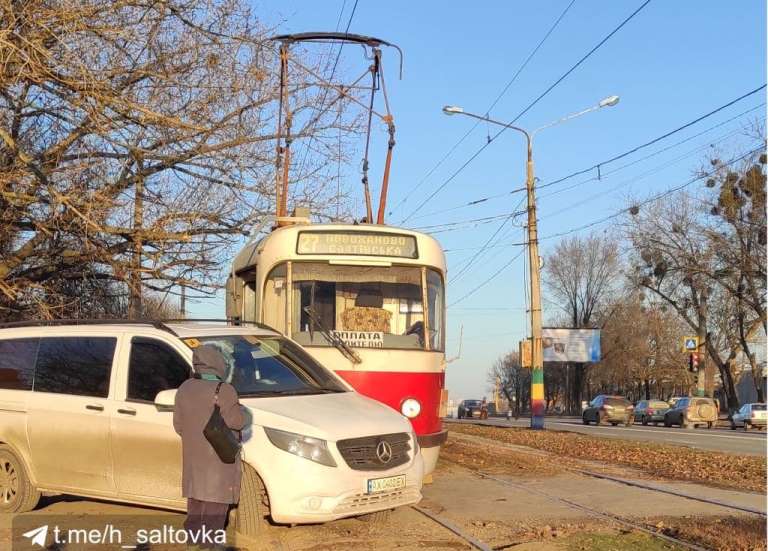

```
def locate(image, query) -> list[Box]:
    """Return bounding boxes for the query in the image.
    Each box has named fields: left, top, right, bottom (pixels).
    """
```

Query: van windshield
left=196, top=336, right=347, bottom=397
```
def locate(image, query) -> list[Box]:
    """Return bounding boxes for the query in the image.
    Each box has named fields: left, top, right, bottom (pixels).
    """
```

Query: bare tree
left=544, top=232, right=621, bottom=412
left=595, top=297, right=690, bottom=400
left=0, top=0, right=360, bottom=320
left=488, top=351, right=530, bottom=418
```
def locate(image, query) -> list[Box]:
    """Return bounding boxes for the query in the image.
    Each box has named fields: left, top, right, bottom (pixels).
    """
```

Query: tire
left=730, top=421, right=737, bottom=430
left=641, top=416, right=648, bottom=426
left=664, top=416, right=672, bottom=428
left=582, top=415, right=589, bottom=425
left=0, top=445, right=40, bottom=513
left=235, top=463, right=268, bottom=539
left=357, top=509, right=393, bottom=523
left=744, top=422, right=750, bottom=432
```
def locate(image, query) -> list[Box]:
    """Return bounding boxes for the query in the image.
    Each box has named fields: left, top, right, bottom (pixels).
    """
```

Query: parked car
left=668, top=396, right=687, bottom=409
left=457, top=399, right=483, bottom=419
left=0, top=321, right=423, bottom=533
left=664, top=396, right=718, bottom=429
left=730, top=403, right=767, bottom=431
left=633, top=399, right=671, bottom=425
left=582, top=395, right=634, bottom=426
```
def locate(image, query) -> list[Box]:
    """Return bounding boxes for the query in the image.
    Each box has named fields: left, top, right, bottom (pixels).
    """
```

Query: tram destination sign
left=297, top=231, right=418, bottom=259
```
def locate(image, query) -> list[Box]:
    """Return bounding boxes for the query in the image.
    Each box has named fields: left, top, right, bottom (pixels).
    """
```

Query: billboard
left=542, top=328, right=601, bottom=363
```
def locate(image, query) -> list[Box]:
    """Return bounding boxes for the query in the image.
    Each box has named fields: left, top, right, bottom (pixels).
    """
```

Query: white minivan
left=0, top=320, right=423, bottom=534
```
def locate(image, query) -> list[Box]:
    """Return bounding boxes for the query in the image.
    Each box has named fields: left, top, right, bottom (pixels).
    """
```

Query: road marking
left=548, top=421, right=764, bottom=441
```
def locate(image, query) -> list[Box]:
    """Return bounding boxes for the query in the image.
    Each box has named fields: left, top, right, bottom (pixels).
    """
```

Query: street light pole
left=442, top=96, right=619, bottom=430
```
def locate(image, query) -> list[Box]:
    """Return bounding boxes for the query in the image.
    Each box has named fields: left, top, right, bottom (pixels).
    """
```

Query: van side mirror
left=154, top=389, right=177, bottom=411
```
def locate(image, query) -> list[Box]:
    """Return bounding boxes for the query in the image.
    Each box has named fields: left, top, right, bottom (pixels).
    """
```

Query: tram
left=226, top=220, right=448, bottom=474
left=225, top=32, right=448, bottom=474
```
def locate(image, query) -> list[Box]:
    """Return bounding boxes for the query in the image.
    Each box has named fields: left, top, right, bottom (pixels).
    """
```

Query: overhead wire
left=417, top=99, right=764, bottom=219
left=535, top=84, right=766, bottom=192
left=447, top=146, right=762, bottom=305
left=538, top=128, right=762, bottom=220
left=293, top=0, right=360, bottom=184
left=388, top=0, right=578, bottom=219
left=401, top=0, right=653, bottom=224
left=536, top=145, right=764, bottom=242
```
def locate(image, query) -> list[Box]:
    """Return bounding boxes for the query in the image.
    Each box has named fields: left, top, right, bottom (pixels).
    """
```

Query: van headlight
left=264, top=427, right=336, bottom=467
left=401, top=398, right=421, bottom=418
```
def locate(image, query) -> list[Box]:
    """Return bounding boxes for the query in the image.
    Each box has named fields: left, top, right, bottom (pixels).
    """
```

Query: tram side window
left=263, top=264, right=287, bottom=333
left=427, top=269, right=445, bottom=352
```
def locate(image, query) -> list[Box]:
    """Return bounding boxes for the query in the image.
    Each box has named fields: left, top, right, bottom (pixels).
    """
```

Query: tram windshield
left=263, top=263, right=444, bottom=351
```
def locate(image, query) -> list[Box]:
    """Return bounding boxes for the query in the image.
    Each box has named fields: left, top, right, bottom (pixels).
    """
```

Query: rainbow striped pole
left=526, top=152, right=545, bottom=430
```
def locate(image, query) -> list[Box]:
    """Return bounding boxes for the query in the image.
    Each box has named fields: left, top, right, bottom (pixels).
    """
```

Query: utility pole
left=441, top=95, right=620, bottom=431
left=525, top=140, right=545, bottom=430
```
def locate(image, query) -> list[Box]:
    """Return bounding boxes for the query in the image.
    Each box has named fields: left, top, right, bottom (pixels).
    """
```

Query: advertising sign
left=542, top=328, right=601, bottom=363
left=297, top=231, right=418, bottom=258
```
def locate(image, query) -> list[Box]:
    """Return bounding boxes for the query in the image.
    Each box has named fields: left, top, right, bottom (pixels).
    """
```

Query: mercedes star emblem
left=376, top=441, right=393, bottom=463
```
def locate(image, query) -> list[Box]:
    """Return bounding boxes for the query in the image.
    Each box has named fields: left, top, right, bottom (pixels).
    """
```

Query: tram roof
left=232, top=223, right=446, bottom=274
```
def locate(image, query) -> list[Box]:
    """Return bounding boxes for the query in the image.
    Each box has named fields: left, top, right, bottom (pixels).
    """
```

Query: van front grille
left=336, top=432, right=411, bottom=471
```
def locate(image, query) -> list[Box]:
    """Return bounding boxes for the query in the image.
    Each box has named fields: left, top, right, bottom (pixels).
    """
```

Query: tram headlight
left=264, top=427, right=337, bottom=467
left=401, top=398, right=421, bottom=419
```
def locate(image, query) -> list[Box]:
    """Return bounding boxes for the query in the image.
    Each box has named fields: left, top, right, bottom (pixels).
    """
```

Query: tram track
left=422, top=427, right=765, bottom=550
left=447, top=421, right=766, bottom=516
left=418, top=458, right=717, bottom=551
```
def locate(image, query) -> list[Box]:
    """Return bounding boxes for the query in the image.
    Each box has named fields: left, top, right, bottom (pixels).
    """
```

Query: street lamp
left=442, top=96, right=620, bottom=430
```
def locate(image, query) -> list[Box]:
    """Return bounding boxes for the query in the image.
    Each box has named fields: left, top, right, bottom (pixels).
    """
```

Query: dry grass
left=448, top=424, right=766, bottom=493
left=649, top=515, right=767, bottom=551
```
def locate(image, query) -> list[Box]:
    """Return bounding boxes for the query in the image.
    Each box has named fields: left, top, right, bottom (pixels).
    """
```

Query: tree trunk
left=129, top=162, right=143, bottom=319
left=571, top=362, right=585, bottom=415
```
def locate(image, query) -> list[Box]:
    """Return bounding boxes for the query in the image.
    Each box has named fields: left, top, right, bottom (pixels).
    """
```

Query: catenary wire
left=420, top=100, right=764, bottom=218
left=401, top=0, right=653, bottom=223
left=448, top=146, right=762, bottom=303
left=387, top=0, right=578, bottom=218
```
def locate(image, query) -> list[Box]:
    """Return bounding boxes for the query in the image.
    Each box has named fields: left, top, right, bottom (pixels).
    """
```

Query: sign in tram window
left=331, top=331, right=384, bottom=348
left=297, top=231, right=418, bottom=259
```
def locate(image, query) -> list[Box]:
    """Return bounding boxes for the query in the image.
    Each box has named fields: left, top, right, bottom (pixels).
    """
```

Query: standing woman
left=174, top=345, right=246, bottom=546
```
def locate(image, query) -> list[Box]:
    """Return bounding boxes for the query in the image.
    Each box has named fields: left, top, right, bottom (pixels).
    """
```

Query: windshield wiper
left=303, top=306, right=362, bottom=364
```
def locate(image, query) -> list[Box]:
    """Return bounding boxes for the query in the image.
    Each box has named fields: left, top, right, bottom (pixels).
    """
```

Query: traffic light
left=688, top=352, right=700, bottom=372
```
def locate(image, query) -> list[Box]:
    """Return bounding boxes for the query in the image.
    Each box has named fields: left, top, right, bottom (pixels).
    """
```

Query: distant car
left=731, top=403, right=767, bottom=431
left=664, top=397, right=718, bottom=429
left=582, top=395, right=634, bottom=426
left=633, top=399, right=671, bottom=425
left=668, top=396, right=687, bottom=409
left=458, top=399, right=483, bottom=419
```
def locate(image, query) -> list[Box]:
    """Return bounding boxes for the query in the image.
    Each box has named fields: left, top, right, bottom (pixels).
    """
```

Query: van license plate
left=367, top=474, right=405, bottom=494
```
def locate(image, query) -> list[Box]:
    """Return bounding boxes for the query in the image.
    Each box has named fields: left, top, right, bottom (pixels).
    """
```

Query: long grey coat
left=173, top=345, right=246, bottom=504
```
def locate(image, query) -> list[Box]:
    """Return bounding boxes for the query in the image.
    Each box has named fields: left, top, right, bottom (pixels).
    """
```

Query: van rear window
left=0, top=339, right=38, bottom=391
left=34, top=337, right=115, bottom=398
left=752, top=404, right=766, bottom=411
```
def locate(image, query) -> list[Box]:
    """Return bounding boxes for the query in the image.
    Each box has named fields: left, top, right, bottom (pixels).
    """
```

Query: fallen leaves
left=447, top=424, right=766, bottom=493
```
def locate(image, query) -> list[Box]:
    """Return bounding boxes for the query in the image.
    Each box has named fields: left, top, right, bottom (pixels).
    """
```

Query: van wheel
left=0, top=445, right=40, bottom=513
left=357, top=509, right=393, bottom=523
left=235, top=463, right=268, bottom=539
left=582, top=415, right=589, bottom=425
left=641, top=416, right=648, bottom=426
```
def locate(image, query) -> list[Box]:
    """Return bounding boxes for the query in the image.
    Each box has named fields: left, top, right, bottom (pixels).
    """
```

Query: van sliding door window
left=34, top=337, right=116, bottom=398
left=127, top=338, right=190, bottom=402
left=0, top=339, right=38, bottom=390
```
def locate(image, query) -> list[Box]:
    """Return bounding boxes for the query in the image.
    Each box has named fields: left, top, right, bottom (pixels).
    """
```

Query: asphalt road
left=448, top=417, right=767, bottom=456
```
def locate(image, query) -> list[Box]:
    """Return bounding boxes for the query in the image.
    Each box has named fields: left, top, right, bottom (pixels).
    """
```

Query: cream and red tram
left=226, top=223, right=448, bottom=474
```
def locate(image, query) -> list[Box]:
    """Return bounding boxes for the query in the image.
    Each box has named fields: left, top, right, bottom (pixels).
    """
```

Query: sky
left=190, top=0, right=767, bottom=402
